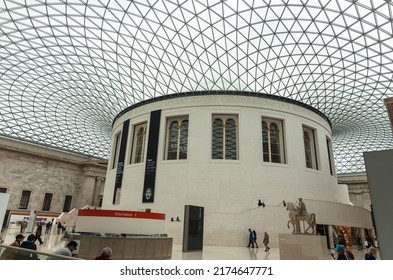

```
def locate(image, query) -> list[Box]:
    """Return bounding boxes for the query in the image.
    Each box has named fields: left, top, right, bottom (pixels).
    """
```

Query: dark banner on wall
left=142, top=110, right=161, bottom=203
left=112, top=119, right=130, bottom=204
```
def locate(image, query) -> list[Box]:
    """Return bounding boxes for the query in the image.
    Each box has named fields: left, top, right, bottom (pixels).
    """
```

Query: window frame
left=211, top=114, right=239, bottom=160
left=18, top=190, right=32, bottom=210
left=165, top=115, right=189, bottom=160
left=130, top=122, right=147, bottom=164
left=63, top=195, right=73, bottom=212
left=42, top=192, right=53, bottom=211
left=303, top=126, right=319, bottom=170
left=262, top=117, right=285, bottom=164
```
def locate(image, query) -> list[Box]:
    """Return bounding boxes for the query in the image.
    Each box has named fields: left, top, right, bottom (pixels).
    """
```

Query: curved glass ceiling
left=1, top=0, right=393, bottom=174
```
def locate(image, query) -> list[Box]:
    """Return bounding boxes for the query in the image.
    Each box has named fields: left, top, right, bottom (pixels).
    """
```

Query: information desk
left=70, top=234, right=173, bottom=260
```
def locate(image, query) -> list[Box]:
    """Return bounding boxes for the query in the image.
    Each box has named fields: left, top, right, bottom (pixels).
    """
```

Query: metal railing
left=0, top=244, right=80, bottom=260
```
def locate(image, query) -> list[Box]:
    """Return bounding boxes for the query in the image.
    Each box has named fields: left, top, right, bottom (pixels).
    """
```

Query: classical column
left=92, top=177, right=105, bottom=206
left=76, top=164, right=107, bottom=207
left=327, top=225, right=335, bottom=249
left=77, top=175, right=96, bottom=207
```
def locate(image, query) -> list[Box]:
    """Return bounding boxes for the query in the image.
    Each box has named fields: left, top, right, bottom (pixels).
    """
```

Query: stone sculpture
left=286, top=199, right=316, bottom=234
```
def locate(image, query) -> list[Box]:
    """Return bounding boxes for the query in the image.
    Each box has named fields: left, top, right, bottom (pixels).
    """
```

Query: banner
left=142, top=110, right=161, bottom=203
left=112, top=119, right=130, bottom=204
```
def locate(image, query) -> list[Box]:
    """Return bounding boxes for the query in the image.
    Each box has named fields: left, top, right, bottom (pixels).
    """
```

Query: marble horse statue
left=286, top=201, right=316, bottom=234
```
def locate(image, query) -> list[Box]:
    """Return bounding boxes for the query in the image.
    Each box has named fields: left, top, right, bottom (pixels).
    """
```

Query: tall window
left=166, top=116, right=189, bottom=160
left=18, top=190, right=31, bottom=209
left=326, top=137, right=335, bottom=176
left=42, top=193, right=53, bottom=211
left=111, top=131, right=122, bottom=169
left=63, top=195, right=73, bottom=212
left=262, top=118, right=285, bottom=163
left=131, top=123, right=147, bottom=164
left=303, top=126, right=319, bottom=170
left=212, top=115, right=238, bottom=160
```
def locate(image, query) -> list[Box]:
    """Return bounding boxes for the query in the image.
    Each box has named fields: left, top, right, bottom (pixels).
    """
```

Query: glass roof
left=1, top=0, right=393, bottom=174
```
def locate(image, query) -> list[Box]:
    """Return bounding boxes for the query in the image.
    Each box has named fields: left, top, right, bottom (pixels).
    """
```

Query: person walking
left=33, top=223, right=44, bottom=245
left=252, top=230, right=259, bottom=248
left=247, top=228, right=255, bottom=248
left=263, top=232, right=270, bottom=252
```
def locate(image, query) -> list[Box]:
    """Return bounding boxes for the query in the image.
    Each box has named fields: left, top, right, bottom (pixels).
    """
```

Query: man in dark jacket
left=18, top=234, right=38, bottom=260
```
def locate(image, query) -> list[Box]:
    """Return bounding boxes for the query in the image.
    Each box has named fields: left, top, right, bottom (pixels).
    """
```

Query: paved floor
left=1, top=224, right=380, bottom=260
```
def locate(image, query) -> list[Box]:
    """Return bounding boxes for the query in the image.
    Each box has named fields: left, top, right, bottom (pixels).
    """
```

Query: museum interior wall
left=0, top=136, right=107, bottom=220
left=102, top=93, right=373, bottom=247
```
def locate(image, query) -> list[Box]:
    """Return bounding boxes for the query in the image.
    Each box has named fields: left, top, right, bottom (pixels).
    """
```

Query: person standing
left=20, top=221, right=28, bottom=233
left=338, top=232, right=346, bottom=248
left=247, top=228, right=255, bottom=248
left=57, top=221, right=63, bottom=234
left=263, top=232, right=270, bottom=252
left=45, top=221, right=52, bottom=234
left=365, top=236, right=373, bottom=248
left=356, top=236, right=363, bottom=250
left=252, top=230, right=259, bottom=248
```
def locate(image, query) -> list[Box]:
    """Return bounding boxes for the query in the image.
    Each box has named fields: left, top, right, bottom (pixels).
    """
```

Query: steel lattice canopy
left=1, top=0, right=393, bottom=174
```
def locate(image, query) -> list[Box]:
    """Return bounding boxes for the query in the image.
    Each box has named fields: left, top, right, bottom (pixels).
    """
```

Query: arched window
left=262, top=118, right=285, bottom=163
left=303, top=126, right=318, bottom=169
left=131, top=123, right=147, bottom=164
left=212, top=118, right=223, bottom=159
left=179, top=119, right=189, bottom=159
left=166, top=116, right=189, bottom=160
left=212, top=115, right=238, bottom=160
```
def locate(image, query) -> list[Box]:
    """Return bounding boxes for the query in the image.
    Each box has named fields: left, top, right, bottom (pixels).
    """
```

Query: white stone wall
left=102, top=94, right=367, bottom=246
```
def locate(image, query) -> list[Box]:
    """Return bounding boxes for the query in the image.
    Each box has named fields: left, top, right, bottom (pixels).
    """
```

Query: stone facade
left=338, top=173, right=371, bottom=211
left=0, top=136, right=107, bottom=214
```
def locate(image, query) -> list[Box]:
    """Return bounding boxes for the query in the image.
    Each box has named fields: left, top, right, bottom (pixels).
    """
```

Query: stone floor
left=1, top=224, right=380, bottom=260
